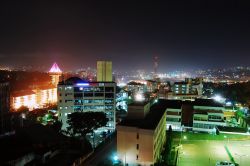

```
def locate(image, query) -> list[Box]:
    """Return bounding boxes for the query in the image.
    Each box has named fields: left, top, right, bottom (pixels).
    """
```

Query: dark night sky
left=0, top=0, right=250, bottom=72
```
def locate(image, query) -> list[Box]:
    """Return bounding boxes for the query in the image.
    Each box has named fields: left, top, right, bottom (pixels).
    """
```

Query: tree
left=49, top=120, right=62, bottom=133
left=66, top=112, right=109, bottom=139
left=26, top=109, right=47, bottom=124
left=16, top=106, right=29, bottom=113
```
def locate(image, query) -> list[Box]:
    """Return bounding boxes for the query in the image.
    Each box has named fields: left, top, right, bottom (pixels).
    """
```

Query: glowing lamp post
left=212, top=95, right=225, bottom=103
left=112, top=154, right=120, bottom=165
left=134, top=93, right=145, bottom=102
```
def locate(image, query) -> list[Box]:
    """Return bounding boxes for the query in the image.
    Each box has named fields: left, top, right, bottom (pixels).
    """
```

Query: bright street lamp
left=113, top=155, right=118, bottom=161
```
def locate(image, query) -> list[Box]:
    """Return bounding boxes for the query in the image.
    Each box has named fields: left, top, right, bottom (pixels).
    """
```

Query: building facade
left=166, top=105, right=182, bottom=131
left=12, top=90, right=36, bottom=110
left=11, top=63, right=60, bottom=111
left=192, top=99, right=226, bottom=132
left=97, top=61, right=112, bottom=82
left=49, top=62, right=62, bottom=86
left=12, top=86, right=57, bottom=110
left=0, top=82, right=10, bottom=134
left=171, top=77, right=203, bottom=101
left=117, top=100, right=167, bottom=166
left=58, top=77, right=116, bottom=131
left=193, top=110, right=226, bottom=132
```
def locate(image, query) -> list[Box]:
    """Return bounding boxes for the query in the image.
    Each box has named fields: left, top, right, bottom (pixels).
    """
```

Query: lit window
left=65, top=86, right=72, bottom=90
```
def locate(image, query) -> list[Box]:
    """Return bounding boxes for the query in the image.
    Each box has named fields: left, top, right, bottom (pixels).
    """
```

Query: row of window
left=193, top=116, right=208, bottom=121
left=74, top=99, right=114, bottom=104
left=166, top=117, right=181, bottom=122
left=74, top=87, right=114, bottom=92
left=208, top=115, right=223, bottom=121
left=73, top=105, right=114, bottom=111
left=74, top=93, right=114, bottom=98
left=193, top=123, right=217, bottom=129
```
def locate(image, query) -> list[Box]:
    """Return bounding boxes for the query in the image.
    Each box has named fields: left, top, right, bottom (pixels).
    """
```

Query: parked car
left=216, top=161, right=235, bottom=166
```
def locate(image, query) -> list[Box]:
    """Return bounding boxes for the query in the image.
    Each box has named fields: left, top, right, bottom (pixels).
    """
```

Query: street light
left=113, top=155, right=118, bottom=162
left=124, top=152, right=127, bottom=166
left=179, top=125, right=184, bottom=145
left=224, top=135, right=229, bottom=144
left=177, top=151, right=184, bottom=166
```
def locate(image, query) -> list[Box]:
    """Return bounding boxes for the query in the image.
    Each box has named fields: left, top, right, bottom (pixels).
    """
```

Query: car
left=215, top=161, right=235, bottom=166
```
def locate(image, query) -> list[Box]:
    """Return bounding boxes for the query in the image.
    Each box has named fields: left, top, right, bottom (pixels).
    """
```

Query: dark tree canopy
left=66, top=112, right=108, bottom=138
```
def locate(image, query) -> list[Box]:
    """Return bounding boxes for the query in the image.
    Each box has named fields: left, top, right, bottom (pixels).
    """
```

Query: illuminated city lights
left=2, top=2, right=250, bottom=166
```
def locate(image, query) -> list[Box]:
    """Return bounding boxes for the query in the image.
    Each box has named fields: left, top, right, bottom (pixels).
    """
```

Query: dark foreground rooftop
left=119, top=99, right=176, bottom=130
left=194, top=99, right=223, bottom=107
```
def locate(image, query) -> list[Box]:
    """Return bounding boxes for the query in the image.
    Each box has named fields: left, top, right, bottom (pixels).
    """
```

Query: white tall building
left=49, top=62, right=62, bottom=86
left=58, top=77, right=116, bottom=131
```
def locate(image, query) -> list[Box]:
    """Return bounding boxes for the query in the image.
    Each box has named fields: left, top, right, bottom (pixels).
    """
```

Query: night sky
left=0, top=0, right=250, bottom=72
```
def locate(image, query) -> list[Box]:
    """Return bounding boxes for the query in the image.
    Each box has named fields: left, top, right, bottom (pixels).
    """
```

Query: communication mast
left=153, top=56, right=158, bottom=79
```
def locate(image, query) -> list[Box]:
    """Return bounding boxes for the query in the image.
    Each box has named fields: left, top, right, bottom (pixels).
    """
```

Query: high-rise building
left=49, top=62, right=62, bottom=86
left=58, top=77, right=116, bottom=131
left=97, top=61, right=112, bottom=82
left=0, top=82, right=10, bottom=134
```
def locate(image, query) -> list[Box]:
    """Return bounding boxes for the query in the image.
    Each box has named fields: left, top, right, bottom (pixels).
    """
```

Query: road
left=83, top=135, right=117, bottom=166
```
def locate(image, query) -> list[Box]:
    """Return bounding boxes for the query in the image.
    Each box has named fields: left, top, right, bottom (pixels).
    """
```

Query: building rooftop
left=38, top=85, right=56, bottom=90
left=194, top=109, right=223, bottom=114
left=194, top=99, right=223, bottom=107
left=64, top=77, right=86, bottom=84
left=128, top=101, right=150, bottom=106
left=165, top=100, right=182, bottom=109
left=120, top=99, right=174, bottom=130
left=12, top=90, right=35, bottom=97
left=59, top=77, right=116, bottom=85
left=49, top=62, right=62, bottom=73
left=127, top=81, right=144, bottom=85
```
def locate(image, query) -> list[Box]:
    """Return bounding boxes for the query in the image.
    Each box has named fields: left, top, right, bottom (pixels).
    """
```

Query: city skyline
left=0, top=1, right=250, bottom=72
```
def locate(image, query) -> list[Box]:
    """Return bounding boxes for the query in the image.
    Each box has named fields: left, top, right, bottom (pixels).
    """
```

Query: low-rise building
left=11, top=85, right=57, bottom=110
left=12, top=90, right=36, bottom=110
left=170, top=77, right=203, bottom=101
left=117, top=100, right=167, bottom=165
left=11, top=63, right=60, bottom=110
left=193, top=110, right=226, bottom=132
left=192, top=99, right=226, bottom=132
left=166, top=100, right=182, bottom=131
